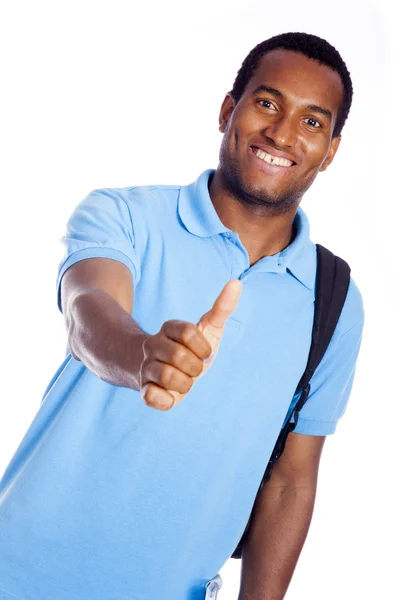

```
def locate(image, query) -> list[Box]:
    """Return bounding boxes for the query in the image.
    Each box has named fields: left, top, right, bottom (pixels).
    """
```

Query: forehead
left=245, top=49, right=344, bottom=114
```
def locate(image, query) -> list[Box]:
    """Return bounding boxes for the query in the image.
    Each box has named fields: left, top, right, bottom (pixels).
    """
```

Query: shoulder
left=315, top=273, right=364, bottom=372
left=336, top=273, right=364, bottom=337
left=81, top=184, right=183, bottom=227
left=308, top=239, right=364, bottom=336
left=89, top=183, right=182, bottom=207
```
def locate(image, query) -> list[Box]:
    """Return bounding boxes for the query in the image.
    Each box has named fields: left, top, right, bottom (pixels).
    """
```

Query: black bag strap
left=298, top=244, right=352, bottom=390
left=231, top=244, right=351, bottom=559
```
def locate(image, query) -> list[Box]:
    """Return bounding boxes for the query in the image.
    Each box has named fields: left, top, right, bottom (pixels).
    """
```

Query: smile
left=251, top=146, right=295, bottom=168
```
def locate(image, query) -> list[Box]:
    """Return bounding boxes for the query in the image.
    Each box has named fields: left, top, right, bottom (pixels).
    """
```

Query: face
left=218, top=49, right=344, bottom=214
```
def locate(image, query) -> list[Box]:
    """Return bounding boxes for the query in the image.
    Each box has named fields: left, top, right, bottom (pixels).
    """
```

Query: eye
left=305, top=117, right=322, bottom=128
left=257, top=99, right=277, bottom=111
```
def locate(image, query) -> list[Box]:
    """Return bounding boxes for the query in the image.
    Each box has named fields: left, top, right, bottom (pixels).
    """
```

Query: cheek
left=223, top=126, right=241, bottom=156
left=228, top=109, right=260, bottom=139
left=303, top=139, right=331, bottom=170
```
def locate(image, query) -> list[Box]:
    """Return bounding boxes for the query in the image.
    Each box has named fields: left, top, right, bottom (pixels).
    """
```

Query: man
left=0, top=32, right=364, bottom=600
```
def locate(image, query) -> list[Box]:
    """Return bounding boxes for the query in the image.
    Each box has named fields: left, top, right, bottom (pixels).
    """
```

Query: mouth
left=250, top=146, right=296, bottom=168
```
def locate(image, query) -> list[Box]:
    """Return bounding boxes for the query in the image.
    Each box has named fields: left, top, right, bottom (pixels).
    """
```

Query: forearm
left=66, top=289, right=150, bottom=390
left=238, top=485, right=316, bottom=600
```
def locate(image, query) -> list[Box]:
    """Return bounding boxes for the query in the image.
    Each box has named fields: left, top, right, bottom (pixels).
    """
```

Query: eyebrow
left=251, top=85, right=332, bottom=121
left=252, top=85, right=283, bottom=98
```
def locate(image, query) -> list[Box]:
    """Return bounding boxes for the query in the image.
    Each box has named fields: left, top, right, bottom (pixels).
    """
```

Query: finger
left=142, top=360, right=194, bottom=395
left=198, top=279, right=242, bottom=330
left=141, top=383, right=178, bottom=411
left=161, top=320, right=212, bottom=361
left=150, top=337, right=204, bottom=378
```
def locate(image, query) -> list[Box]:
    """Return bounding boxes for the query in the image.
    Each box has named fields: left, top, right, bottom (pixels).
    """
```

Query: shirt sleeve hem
left=294, top=418, right=338, bottom=436
left=56, top=247, right=138, bottom=313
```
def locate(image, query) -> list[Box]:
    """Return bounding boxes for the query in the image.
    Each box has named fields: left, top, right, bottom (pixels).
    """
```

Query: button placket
left=221, top=232, right=248, bottom=281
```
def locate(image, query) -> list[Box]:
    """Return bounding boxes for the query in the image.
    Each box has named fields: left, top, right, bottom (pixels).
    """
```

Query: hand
left=139, top=279, right=242, bottom=410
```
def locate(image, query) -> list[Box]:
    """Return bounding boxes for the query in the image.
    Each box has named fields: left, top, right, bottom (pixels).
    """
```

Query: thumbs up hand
left=196, top=278, right=243, bottom=369
left=139, top=280, right=242, bottom=411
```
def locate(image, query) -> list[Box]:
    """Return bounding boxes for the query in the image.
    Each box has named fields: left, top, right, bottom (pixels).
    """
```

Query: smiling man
left=0, top=33, right=363, bottom=600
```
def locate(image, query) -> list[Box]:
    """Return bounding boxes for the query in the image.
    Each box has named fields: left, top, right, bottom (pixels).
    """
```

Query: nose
left=263, top=113, right=297, bottom=148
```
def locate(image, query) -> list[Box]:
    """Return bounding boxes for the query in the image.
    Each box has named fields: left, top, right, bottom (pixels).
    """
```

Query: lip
left=248, top=146, right=297, bottom=175
left=250, top=144, right=297, bottom=166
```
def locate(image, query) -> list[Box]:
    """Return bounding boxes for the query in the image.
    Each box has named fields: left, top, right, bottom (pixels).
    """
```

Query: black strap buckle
left=259, top=383, right=311, bottom=489
left=292, top=383, right=311, bottom=429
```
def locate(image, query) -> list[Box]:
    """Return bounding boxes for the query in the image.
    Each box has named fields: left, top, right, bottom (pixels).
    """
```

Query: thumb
left=198, top=279, right=242, bottom=330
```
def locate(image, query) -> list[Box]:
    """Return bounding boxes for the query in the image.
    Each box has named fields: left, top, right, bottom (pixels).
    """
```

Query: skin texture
left=211, top=49, right=344, bottom=600
left=62, top=47, right=348, bottom=600
left=139, top=278, right=242, bottom=410
left=64, top=49, right=345, bottom=414
left=63, top=258, right=242, bottom=411
left=210, top=49, right=344, bottom=265
left=238, top=432, right=326, bottom=600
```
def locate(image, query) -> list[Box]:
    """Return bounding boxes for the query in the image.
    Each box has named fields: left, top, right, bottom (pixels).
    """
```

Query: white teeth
left=254, top=148, right=293, bottom=167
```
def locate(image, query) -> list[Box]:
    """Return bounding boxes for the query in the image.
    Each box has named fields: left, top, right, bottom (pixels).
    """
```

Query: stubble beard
left=219, top=142, right=308, bottom=217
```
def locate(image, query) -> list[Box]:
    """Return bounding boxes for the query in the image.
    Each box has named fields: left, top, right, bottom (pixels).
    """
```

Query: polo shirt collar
left=282, top=212, right=316, bottom=291
left=178, top=169, right=316, bottom=291
left=178, top=169, right=230, bottom=237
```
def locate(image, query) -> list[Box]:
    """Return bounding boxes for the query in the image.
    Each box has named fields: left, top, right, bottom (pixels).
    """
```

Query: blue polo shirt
left=0, top=170, right=364, bottom=600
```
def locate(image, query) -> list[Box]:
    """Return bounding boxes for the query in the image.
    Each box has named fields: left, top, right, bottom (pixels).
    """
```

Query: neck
left=209, top=169, right=299, bottom=265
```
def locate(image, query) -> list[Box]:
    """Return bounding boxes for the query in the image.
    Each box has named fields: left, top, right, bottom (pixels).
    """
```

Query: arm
left=238, top=431, right=326, bottom=600
left=61, top=256, right=240, bottom=409
left=59, top=189, right=241, bottom=408
left=238, top=284, right=364, bottom=599
left=62, top=257, right=149, bottom=391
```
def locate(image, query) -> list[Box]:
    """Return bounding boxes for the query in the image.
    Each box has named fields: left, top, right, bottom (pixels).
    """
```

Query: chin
left=240, top=176, right=289, bottom=204
left=220, top=155, right=301, bottom=213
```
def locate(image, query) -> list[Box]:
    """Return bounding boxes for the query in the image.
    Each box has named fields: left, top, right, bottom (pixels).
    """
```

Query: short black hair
left=231, top=32, right=353, bottom=138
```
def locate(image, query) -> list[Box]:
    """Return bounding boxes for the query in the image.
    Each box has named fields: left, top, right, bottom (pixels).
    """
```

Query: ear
left=219, top=93, right=236, bottom=133
left=320, top=135, right=342, bottom=172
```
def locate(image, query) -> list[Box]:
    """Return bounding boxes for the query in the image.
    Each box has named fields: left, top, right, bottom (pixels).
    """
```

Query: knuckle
left=160, top=365, right=192, bottom=394
left=181, top=376, right=193, bottom=394
left=171, top=346, right=186, bottom=365
left=191, top=360, right=203, bottom=377
left=159, top=321, right=169, bottom=334
left=160, top=319, right=179, bottom=334
left=160, top=364, right=175, bottom=388
left=180, top=323, right=198, bottom=345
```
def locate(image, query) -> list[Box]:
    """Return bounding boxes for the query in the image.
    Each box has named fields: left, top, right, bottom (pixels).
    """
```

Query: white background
left=0, top=1, right=398, bottom=598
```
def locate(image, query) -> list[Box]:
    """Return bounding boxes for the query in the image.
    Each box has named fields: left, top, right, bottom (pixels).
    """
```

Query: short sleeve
left=293, top=314, right=364, bottom=436
left=56, top=188, right=140, bottom=313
